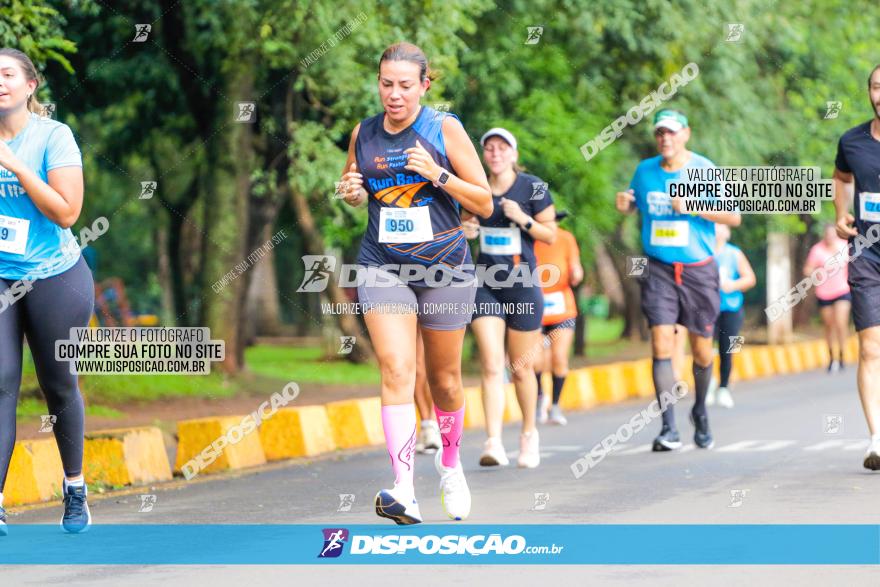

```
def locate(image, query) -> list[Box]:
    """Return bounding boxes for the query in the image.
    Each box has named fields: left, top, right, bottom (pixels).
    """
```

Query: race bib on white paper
left=650, top=220, right=689, bottom=247
left=480, top=225, right=522, bottom=255
left=860, top=192, right=880, bottom=223
left=378, top=207, right=434, bottom=243
left=0, top=215, right=29, bottom=255
left=543, top=290, right=566, bottom=316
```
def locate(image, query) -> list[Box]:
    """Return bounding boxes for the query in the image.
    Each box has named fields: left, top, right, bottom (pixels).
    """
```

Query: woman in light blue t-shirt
left=0, top=48, right=94, bottom=535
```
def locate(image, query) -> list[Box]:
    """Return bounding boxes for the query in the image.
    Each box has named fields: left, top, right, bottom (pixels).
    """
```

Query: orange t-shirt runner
left=534, top=227, right=579, bottom=325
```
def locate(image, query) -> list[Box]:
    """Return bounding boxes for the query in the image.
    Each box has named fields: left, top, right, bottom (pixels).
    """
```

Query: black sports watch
left=522, top=219, right=534, bottom=231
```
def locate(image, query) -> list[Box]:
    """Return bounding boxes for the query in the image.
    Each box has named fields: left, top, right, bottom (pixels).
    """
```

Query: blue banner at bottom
left=0, top=524, right=878, bottom=564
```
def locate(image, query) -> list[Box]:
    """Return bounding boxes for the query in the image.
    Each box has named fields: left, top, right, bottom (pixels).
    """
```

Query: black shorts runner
left=638, top=256, right=720, bottom=337
left=847, top=252, right=880, bottom=331
left=542, top=318, right=576, bottom=334
left=817, top=292, right=852, bottom=308
left=472, top=285, right=544, bottom=331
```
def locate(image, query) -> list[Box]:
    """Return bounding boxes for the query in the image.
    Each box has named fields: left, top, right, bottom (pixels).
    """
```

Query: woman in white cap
left=462, top=128, right=556, bottom=468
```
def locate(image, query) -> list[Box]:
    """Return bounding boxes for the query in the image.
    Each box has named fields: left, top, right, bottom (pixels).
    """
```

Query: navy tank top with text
left=355, top=106, right=473, bottom=286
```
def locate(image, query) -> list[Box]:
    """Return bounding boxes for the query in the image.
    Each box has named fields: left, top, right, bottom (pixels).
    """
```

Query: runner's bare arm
left=339, top=123, right=367, bottom=207
left=569, top=237, right=584, bottom=286
left=688, top=208, right=740, bottom=226
left=833, top=167, right=857, bottom=238
left=732, top=248, right=757, bottom=292
left=438, top=116, right=492, bottom=217
left=0, top=140, right=83, bottom=228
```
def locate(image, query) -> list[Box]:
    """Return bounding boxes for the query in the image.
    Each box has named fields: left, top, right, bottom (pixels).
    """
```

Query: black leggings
left=0, top=256, right=94, bottom=490
left=715, top=308, right=744, bottom=388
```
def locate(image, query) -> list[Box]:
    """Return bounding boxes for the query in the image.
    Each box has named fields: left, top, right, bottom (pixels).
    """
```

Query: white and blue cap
left=480, top=127, right=518, bottom=150
left=653, top=109, right=689, bottom=132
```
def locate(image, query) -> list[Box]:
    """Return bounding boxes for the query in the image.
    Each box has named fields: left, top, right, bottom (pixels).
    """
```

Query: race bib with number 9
left=378, top=206, right=434, bottom=243
left=0, top=215, right=29, bottom=255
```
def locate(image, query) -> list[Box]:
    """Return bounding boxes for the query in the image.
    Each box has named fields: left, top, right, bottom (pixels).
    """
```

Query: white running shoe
left=548, top=404, right=568, bottom=426
left=716, top=387, right=735, bottom=409
left=705, top=378, right=718, bottom=406
left=375, top=485, right=422, bottom=525
left=416, top=420, right=441, bottom=454
left=435, top=449, right=471, bottom=520
left=518, top=429, right=540, bottom=469
left=864, top=438, right=880, bottom=472
left=537, top=393, right=550, bottom=424
left=479, top=437, right=509, bottom=467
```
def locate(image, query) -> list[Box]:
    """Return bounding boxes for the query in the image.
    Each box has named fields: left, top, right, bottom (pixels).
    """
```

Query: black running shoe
left=864, top=439, right=880, bottom=471
left=652, top=426, right=682, bottom=452
left=691, top=409, right=715, bottom=449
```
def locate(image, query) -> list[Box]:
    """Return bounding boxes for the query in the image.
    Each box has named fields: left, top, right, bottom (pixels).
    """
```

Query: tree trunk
left=290, top=187, right=375, bottom=363
left=155, top=224, right=176, bottom=325
left=199, top=69, right=253, bottom=374
left=766, top=232, right=793, bottom=343
left=244, top=223, right=283, bottom=338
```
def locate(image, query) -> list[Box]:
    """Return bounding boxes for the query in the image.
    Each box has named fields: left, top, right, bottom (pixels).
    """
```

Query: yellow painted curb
left=325, top=397, right=384, bottom=449
left=844, top=335, right=859, bottom=363
left=174, top=416, right=267, bottom=476
left=502, top=383, right=522, bottom=423
left=258, top=405, right=336, bottom=461
left=589, top=363, right=627, bottom=404
left=795, top=341, right=816, bottom=371
left=463, top=386, right=485, bottom=430
left=783, top=344, right=804, bottom=373
left=559, top=369, right=598, bottom=410
left=813, top=340, right=831, bottom=366
left=735, top=348, right=757, bottom=380
left=621, top=359, right=654, bottom=399
left=4, top=438, right=64, bottom=507
left=84, top=427, right=172, bottom=487
left=768, top=345, right=791, bottom=375
left=752, top=346, right=775, bottom=378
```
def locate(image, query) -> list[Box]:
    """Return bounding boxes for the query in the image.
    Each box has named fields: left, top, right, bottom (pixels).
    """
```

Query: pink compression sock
left=381, top=403, right=417, bottom=490
left=434, top=402, right=465, bottom=468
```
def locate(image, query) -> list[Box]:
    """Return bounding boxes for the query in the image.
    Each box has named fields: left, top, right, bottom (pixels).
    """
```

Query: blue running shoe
left=652, top=425, right=682, bottom=452
left=374, top=486, right=422, bottom=525
left=61, top=481, right=91, bottom=534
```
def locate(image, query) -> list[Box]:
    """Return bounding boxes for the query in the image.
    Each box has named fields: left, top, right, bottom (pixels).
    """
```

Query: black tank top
left=355, top=106, right=473, bottom=286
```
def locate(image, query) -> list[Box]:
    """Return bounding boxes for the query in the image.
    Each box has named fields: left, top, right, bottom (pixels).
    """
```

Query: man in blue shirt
left=616, top=109, right=740, bottom=451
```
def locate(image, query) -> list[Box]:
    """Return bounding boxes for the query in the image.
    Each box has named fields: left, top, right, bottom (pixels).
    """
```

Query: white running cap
left=480, top=127, right=517, bottom=151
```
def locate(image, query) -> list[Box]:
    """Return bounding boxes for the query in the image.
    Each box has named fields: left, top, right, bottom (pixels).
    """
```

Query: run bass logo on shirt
left=368, top=166, right=430, bottom=208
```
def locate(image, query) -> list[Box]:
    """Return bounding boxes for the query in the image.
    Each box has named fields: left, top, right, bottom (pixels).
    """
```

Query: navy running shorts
left=638, top=256, right=720, bottom=338
left=472, top=284, right=544, bottom=331
left=847, top=253, right=880, bottom=331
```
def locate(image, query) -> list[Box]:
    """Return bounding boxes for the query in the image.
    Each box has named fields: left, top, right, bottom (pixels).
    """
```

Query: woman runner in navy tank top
left=337, top=42, right=491, bottom=524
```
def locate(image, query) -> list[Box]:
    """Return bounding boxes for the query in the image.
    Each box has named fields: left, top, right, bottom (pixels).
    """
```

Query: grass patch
left=17, top=398, right=124, bottom=419
left=245, top=345, right=380, bottom=385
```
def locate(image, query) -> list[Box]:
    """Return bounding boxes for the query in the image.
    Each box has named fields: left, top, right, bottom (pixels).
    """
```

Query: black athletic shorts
left=638, top=256, right=720, bottom=337
left=847, top=252, right=880, bottom=331
left=817, top=292, right=852, bottom=308
left=472, top=285, right=544, bottom=331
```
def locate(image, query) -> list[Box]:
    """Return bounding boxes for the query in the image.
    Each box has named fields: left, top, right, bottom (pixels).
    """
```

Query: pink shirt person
left=805, top=231, right=850, bottom=301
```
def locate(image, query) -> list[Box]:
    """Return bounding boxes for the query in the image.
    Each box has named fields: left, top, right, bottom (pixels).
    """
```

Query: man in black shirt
left=833, top=64, right=880, bottom=471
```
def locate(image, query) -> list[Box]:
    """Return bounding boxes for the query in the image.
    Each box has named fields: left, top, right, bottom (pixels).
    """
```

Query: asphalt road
left=4, top=367, right=878, bottom=585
